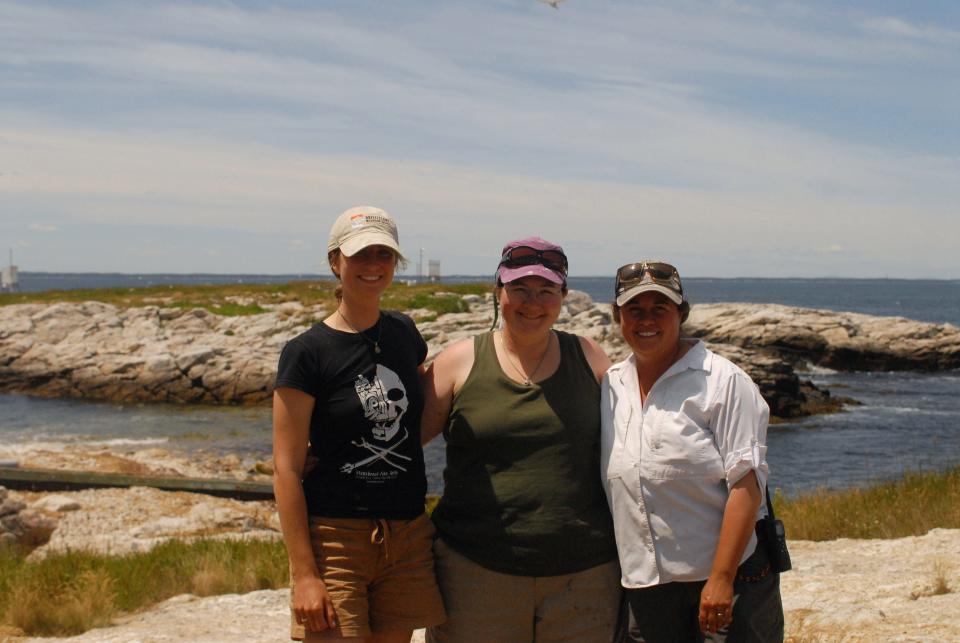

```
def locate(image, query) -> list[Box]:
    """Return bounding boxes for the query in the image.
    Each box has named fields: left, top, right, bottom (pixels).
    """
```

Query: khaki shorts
left=426, top=537, right=621, bottom=643
left=290, top=513, right=446, bottom=640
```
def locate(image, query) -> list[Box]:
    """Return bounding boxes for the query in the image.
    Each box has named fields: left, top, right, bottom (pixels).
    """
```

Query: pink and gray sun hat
left=328, top=206, right=405, bottom=260
left=495, top=236, right=568, bottom=286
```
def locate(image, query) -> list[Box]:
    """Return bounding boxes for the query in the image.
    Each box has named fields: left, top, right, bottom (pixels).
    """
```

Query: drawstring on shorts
left=371, top=519, right=392, bottom=561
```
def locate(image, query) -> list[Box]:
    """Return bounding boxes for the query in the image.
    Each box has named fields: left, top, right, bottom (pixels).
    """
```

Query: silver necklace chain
left=499, top=330, right=552, bottom=386
left=338, top=309, right=382, bottom=354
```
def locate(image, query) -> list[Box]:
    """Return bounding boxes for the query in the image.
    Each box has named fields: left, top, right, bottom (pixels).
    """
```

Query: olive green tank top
left=431, top=330, right=617, bottom=576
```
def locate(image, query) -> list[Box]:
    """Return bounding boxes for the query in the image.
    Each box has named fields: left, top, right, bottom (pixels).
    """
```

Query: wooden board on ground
left=0, top=465, right=274, bottom=501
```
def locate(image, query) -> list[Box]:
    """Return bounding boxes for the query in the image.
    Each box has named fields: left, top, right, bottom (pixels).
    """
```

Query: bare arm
left=421, top=339, right=473, bottom=445
left=272, top=387, right=337, bottom=632
left=699, top=469, right=763, bottom=634
left=578, top=335, right=613, bottom=383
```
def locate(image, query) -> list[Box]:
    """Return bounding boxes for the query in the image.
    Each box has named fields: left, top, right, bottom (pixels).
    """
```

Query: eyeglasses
left=503, top=282, right=564, bottom=303
left=499, top=246, right=568, bottom=275
left=615, top=261, right=682, bottom=296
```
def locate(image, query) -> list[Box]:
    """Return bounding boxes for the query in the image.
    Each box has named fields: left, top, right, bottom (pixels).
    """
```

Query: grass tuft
left=775, top=466, right=960, bottom=541
left=4, top=557, right=116, bottom=636
left=931, top=560, right=952, bottom=596
left=0, top=538, right=288, bottom=636
left=909, top=560, right=953, bottom=600
left=784, top=619, right=844, bottom=642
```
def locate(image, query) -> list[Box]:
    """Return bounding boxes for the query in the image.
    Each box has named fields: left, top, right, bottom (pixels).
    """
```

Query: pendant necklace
left=499, top=330, right=552, bottom=386
left=338, top=309, right=382, bottom=354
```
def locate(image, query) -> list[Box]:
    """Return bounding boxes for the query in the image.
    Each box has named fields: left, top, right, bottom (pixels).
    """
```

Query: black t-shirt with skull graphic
left=275, top=311, right=428, bottom=519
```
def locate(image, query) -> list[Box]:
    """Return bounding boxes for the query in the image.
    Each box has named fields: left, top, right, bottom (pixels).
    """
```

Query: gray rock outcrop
left=25, top=486, right=279, bottom=559
left=0, top=485, right=56, bottom=552
left=0, top=301, right=323, bottom=405
left=685, top=303, right=960, bottom=371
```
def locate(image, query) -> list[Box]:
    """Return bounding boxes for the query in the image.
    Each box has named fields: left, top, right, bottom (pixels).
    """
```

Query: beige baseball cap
left=327, top=206, right=404, bottom=259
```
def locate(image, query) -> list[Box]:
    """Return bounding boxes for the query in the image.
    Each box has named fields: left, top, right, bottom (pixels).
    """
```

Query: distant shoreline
left=14, top=270, right=960, bottom=282
left=7, top=272, right=958, bottom=325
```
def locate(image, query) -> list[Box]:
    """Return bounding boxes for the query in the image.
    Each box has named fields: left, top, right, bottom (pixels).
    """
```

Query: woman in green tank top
left=421, top=237, right=621, bottom=643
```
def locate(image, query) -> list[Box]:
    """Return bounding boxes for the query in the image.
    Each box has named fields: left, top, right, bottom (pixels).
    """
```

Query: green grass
left=167, top=300, right=268, bottom=316
left=0, top=538, right=288, bottom=636
left=0, top=281, right=338, bottom=316
left=775, top=465, right=960, bottom=541
left=383, top=286, right=488, bottom=318
left=0, top=279, right=489, bottom=317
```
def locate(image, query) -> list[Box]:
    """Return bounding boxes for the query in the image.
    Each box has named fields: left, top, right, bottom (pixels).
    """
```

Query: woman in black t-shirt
left=273, top=206, right=445, bottom=642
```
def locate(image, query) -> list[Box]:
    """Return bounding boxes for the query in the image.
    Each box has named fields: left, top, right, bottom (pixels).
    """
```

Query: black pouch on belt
left=758, top=485, right=792, bottom=573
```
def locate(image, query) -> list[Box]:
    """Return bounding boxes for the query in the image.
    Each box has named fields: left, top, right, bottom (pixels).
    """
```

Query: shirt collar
left=674, top=338, right=711, bottom=375
left=615, top=338, right=711, bottom=387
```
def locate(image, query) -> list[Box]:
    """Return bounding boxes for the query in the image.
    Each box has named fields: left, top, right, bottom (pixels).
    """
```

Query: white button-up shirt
left=600, top=340, right=769, bottom=589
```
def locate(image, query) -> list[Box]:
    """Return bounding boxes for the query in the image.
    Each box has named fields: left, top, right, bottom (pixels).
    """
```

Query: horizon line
left=13, top=271, right=960, bottom=282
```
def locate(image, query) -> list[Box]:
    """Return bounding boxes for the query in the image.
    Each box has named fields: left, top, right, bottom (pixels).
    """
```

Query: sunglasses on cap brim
left=615, top=261, right=682, bottom=297
left=499, top=245, right=569, bottom=275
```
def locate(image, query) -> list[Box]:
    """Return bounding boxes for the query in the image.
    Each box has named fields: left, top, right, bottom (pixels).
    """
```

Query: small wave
left=0, top=441, right=70, bottom=454
left=888, top=406, right=923, bottom=413
left=798, top=361, right=838, bottom=375
left=88, top=437, right=170, bottom=447
left=846, top=404, right=921, bottom=413
left=0, top=437, right=171, bottom=455
left=858, top=405, right=956, bottom=416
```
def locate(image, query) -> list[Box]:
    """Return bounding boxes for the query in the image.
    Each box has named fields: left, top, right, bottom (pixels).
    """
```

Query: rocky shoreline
left=2, top=292, right=959, bottom=419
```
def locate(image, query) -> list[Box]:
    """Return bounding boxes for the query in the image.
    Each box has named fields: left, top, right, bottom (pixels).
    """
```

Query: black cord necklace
left=338, top=309, right=382, bottom=354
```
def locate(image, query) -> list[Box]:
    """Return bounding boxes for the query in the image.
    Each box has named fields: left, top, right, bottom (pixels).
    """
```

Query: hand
left=699, top=574, right=734, bottom=634
left=292, top=575, right=337, bottom=633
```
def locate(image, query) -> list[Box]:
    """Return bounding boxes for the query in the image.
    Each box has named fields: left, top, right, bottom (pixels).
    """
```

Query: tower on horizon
left=1, top=249, right=19, bottom=292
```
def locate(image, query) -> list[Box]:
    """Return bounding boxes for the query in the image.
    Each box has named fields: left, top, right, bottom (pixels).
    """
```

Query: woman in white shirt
left=600, top=261, right=783, bottom=642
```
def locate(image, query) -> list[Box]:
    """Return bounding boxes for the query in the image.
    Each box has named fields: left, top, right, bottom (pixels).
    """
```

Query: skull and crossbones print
left=340, top=364, right=411, bottom=475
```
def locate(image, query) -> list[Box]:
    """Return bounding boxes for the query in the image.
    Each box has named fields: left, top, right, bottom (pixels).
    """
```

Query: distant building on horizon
left=428, top=260, right=441, bottom=282
left=2, top=250, right=19, bottom=292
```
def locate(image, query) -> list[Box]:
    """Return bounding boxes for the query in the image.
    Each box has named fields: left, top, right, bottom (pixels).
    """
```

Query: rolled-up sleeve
left=710, top=372, right=769, bottom=494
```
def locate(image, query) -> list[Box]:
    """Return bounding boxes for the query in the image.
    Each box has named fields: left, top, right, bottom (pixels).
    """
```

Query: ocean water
left=2, top=273, right=959, bottom=497
left=572, top=277, right=960, bottom=326
left=767, top=369, right=960, bottom=495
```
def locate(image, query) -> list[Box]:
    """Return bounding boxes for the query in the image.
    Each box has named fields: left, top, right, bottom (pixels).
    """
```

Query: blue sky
left=2, top=1, right=958, bottom=277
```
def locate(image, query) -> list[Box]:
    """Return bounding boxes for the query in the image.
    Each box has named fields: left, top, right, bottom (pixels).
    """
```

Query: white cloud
left=861, top=17, right=960, bottom=44
left=0, top=1, right=957, bottom=277
left=28, top=223, right=59, bottom=233
left=2, top=122, right=956, bottom=277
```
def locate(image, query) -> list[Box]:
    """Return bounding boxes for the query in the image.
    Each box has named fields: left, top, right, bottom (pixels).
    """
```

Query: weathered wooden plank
left=0, top=466, right=274, bottom=501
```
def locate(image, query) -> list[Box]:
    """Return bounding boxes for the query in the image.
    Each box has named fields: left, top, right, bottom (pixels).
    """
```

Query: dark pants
left=619, top=534, right=784, bottom=643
